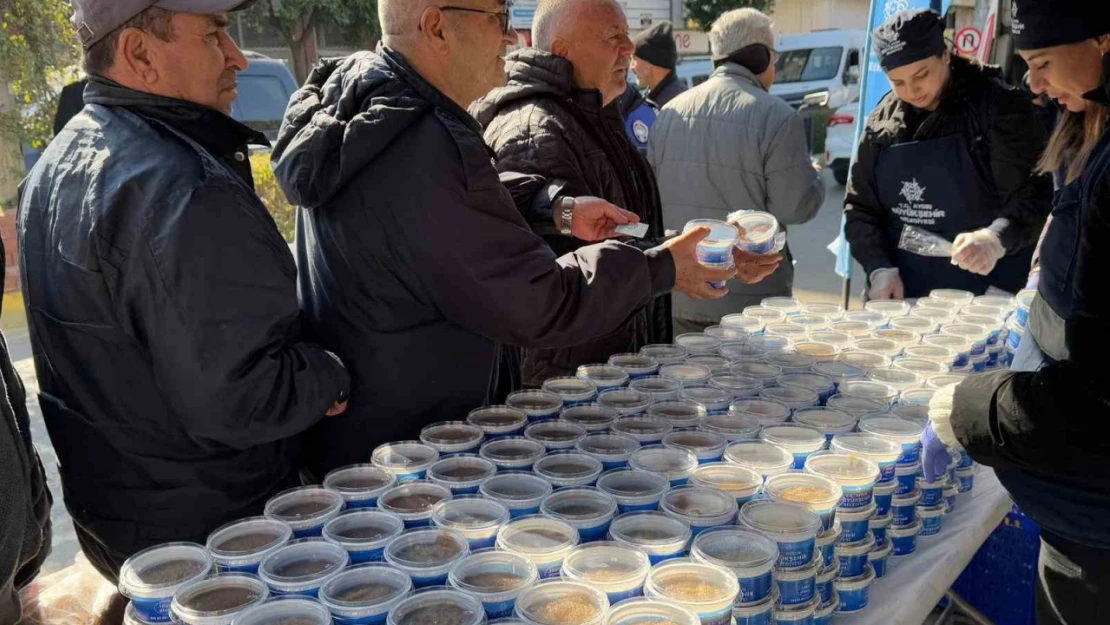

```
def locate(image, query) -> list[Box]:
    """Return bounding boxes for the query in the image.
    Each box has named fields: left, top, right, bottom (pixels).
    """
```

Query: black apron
left=875, top=132, right=1033, bottom=298
left=1037, top=177, right=1083, bottom=320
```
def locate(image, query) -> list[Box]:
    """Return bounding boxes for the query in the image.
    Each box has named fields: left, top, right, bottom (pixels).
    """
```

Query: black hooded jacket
left=272, top=48, right=674, bottom=478
left=472, top=49, right=671, bottom=385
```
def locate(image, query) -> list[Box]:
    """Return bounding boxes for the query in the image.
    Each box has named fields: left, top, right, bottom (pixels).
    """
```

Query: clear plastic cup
left=659, top=364, right=713, bottom=388
left=944, top=484, right=960, bottom=512
left=690, top=527, right=777, bottom=604
left=729, top=362, right=782, bottom=383
left=229, top=597, right=331, bottom=625
left=759, top=425, right=826, bottom=470
left=916, top=475, right=946, bottom=507
left=871, top=327, right=921, bottom=348
left=696, top=414, right=761, bottom=442
left=660, top=486, right=738, bottom=537
left=263, top=487, right=345, bottom=539
left=526, top=422, right=589, bottom=452
left=640, top=344, right=691, bottom=367
left=728, top=398, right=791, bottom=427
left=707, top=374, right=763, bottom=400
left=763, top=472, right=842, bottom=531
left=747, top=335, right=794, bottom=354
left=469, top=406, right=530, bottom=440
left=387, top=587, right=486, bottom=625
left=323, top=509, right=404, bottom=564
left=832, top=563, right=874, bottom=613
left=776, top=374, right=838, bottom=404
left=258, top=538, right=349, bottom=598
left=719, top=314, right=767, bottom=339
left=688, top=463, right=763, bottom=506
left=607, top=512, right=691, bottom=565
left=918, top=503, right=946, bottom=536
left=889, top=314, right=938, bottom=335
left=836, top=351, right=893, bottom=372
left=541, top=487, right=619, bottom=543
left=824, top=394, right=887, bottom=419
left=683, top=219, right=740, bottom=265
left=383, top=527, right=470, bottom=587
left=867, top=368, right=924, bottom=393
left=732, top=212, right=779, bottom=254
left=804, top=452, right=879, bottom=510
left=480, top=437, right=547, bottom=472
left=930, top=288, right=975, bottom=305
left=837, top=380, right=899, bottom=406
left=835, top=505, right=877, bottom=546
left=675, top=334, right=723, bottom=357
left=119, top=542, right=214, bottom=623
left=902, top=345, right=957, bottom=368
left=648, top=400, right=707, bottom=430
left=829, top=434, right=902, bottom=484
left=421, top=421, right=485, bottom=457
left=927, top=373, right=968, bottom=391
left=498, top=515, right=581, bottom=578
left=319, top=563, right=412, bottom=625
left=608, top=354, right=660, bottom=380
left=378, top=480, right=453, bottom=529
left=596, top=469, right=670, bottom=513
left=595, top=391, right=651, bottom=418
left=480, top=472, right=553, bottom=518
left=427, top=454, right=497, bottom=496
left=450, top=550, right=539, bottom=619
left=865, top=300, right=910, bottom=317
left=324, top=464, right=397, bottom=509
left=808, top=332, right=855, bottom=352
left=432, top=496, right=511, bottom=550
left=718, top=343, right=767, bottom=364
left=763, top=325, right=810, bottom=344
left=873, top=482, right=897, bottom=517
left=852, top=338, right=902, bottom=360
left=743, top=306, right=787, bottom=324
left=859, top=417, right=924, bottom=465
left=761, top=296, right=802, bottom=315
left=941, top=324, right=991, bottom=357
left=792, top=342, right=841, bottom=363
left=372, top=441, right=440, bottom=483
left=169, top=573, right=269, bottom=625
left=678, top=386, right=732, bottom=415
left=730, top=594, right=775, bottom=625
left=792, top=408, right=858, bottom=448
left=843, top=310, right=889, bottom=329
left=627, top=376, right=683, bottom=402
left=534, top=451, right=604, bottom=488
left=723, top=441, right=793, bottom=478
left=577, top=364, right=631, bottom=391
left=923, top=333, right=972, bottom=367
left=543, top=378, right=600, bottom=408
left=610, top=416, right=673, bottom=446
left=606, top=597, right=699, bottom=625
left=663, top=431, right=727, bottom=464
left=787, top=315, right=832, bottom=333
left=644, top=559, right=739, bottom=625
left=830, top=321, right=873, bottom=339
left=515, top=579, right=610, bottom=625
left=576, top=434, right=641, bottom=470
left=758, top=385, right=819, bottom=411
left=206, top=517, right=292, bottom=574
left=561, top=542, right=651, bottom=604
left=629, top=445, right=698, bottom=486
left=738, top=500, right=821, bottom=569
left=507, top=392, right=565, bottom=422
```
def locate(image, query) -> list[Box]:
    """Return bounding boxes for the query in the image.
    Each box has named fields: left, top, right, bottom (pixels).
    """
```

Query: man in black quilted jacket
left=473, top=0, right=781, bottom=385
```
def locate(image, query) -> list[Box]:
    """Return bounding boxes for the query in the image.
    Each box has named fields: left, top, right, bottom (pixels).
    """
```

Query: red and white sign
left=977, top=0, right=1000, bottom=63
left=672, top=30, right=710, bottom=56
left=955, top=27, right=982, bottom=56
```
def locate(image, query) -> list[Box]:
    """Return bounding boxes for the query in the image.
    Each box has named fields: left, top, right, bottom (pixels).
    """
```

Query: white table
left=836, top=467, right=1013, bottom=625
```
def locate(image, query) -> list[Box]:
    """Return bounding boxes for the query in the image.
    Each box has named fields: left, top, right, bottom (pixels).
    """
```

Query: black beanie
left=872, top=9, right=947, bottom=72
left=1012, top=0, right=1110, bottom=51
left=633, top=21, right=678, bottom=70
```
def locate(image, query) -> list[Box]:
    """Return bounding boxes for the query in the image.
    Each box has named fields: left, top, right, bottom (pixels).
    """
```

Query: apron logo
left=900, top=178, right=926, bottom=203
left=1011, top=2, right=1024, bottom=35
left=633, top=120, right=650, bottom=144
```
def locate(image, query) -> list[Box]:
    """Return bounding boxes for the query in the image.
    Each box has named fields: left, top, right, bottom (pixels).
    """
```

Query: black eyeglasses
left=439, top=3, right=513, bottom=35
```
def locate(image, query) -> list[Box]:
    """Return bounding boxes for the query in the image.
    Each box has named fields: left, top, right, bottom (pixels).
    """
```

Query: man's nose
left=222, top=31, right=249, bottom=72
left=1028, top=70, right=1049, bottom=96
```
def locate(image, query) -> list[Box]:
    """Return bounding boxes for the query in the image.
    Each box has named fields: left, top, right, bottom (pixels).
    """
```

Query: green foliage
left=0, top=0, right=82, bottom=150
left=684, top=0, right=777, bottom=32
left=251, top=152, right=297, bottom=242
left=240, top=0, right=380, bottom=78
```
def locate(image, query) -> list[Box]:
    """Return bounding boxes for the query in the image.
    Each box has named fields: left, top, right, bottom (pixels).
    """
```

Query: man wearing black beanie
left=632, top=21, right=687, bottom=108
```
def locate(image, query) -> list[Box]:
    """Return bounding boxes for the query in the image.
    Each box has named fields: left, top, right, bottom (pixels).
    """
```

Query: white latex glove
left=927, top=383, right=959, bottom=447
left=951, top=229, right=1005, bottom=276
left=868, top=267, right=905, bottom=301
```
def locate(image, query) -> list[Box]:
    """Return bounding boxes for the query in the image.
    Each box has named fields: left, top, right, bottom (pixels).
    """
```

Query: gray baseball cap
left=71, top=0, right=256, bottom=49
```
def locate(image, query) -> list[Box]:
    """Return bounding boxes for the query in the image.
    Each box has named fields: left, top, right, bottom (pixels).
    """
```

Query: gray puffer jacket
left=649, top=62, right=825, bottom=323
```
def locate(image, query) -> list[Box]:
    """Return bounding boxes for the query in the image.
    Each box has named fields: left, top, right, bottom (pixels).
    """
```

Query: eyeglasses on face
left=438, top=2, right=514, bottom=35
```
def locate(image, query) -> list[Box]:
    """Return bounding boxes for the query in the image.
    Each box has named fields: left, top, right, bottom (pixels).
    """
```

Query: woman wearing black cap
left=922, top=3, right=1110, bottom=622
left=844, top=9, right=1052, bottom=300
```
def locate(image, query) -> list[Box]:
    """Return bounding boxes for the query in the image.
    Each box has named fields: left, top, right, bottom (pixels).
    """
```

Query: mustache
left=218, top=71, right=239, bottom=90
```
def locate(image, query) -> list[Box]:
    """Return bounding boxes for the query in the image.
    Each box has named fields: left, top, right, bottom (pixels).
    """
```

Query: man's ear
left=117, top=28, right=158, bottom=86
left=1097, top=35, right=1110, bottom=55
left=550, top=38, right=571, bottom=59
left=419, top=7, right=451, bottom=55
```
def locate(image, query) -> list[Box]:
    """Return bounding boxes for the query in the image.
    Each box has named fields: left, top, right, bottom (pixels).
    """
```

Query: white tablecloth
left=835, top=467, right=1012, bottom=625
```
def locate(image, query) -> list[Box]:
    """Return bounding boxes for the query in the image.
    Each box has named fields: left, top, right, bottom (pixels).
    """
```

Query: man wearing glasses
left=648, top=8, right=825, bottom=335
left=272, top=0, right=745, bottom=478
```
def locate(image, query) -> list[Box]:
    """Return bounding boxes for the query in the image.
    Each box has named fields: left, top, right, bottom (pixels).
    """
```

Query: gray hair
left=709, top=8, right=775, bottom=59
left=379, top=0, right=435, bottom=41
left=533, top=0, right=618, bottom=51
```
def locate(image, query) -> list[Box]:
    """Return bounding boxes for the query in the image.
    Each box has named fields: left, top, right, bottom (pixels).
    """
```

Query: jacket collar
left=83, top=75, right=268, bottom=155
left=648, top=71, right=679, bottom=102
left=379, top=45, right=487, bottom=137
left=711, top=63, right=767, bottom=92
left=1083, top=54, right=1110, bottom=106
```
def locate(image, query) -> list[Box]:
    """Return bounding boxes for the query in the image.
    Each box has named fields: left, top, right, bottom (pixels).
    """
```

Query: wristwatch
left=558, top=196, right=575, bottom=236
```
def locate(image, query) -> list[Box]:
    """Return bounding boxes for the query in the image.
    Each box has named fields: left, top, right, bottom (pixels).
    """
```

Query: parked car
left=675, top=56, right=714, bottom=90
left=770, top=30, right=865, bottom=110
left=824, top=99, right=860, bottom=186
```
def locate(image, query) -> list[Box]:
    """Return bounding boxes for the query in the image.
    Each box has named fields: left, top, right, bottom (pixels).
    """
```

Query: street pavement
left=15, top=170, right=862, bottom=577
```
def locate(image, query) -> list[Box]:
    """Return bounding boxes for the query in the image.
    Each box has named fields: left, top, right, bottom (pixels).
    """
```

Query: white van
left=676, top=29, right=865, bottom=110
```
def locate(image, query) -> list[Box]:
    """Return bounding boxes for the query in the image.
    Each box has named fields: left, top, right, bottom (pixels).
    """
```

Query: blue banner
left=829, top=0, right=942, bottom=279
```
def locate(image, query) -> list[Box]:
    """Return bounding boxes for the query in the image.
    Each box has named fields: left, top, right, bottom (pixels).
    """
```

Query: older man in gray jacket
left=649, top=8, right=824, bottom=333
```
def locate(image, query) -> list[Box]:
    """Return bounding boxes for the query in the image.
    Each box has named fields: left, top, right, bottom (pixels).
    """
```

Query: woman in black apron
left=922, top=3, right=1110, bottom=622
left=844, top=9, right=1053, bottom=299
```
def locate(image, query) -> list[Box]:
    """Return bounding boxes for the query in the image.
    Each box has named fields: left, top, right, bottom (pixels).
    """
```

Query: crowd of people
left=0, top=0, right=1107, bottom=623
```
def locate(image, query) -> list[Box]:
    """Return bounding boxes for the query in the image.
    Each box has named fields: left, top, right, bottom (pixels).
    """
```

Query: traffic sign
left=955, top=27, right=982, bottom=56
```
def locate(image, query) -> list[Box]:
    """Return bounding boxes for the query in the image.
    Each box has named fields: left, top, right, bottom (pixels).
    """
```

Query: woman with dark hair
left=844, top=9, right=1053, bottom=300
left=923, top=2, right=1110, bottom=622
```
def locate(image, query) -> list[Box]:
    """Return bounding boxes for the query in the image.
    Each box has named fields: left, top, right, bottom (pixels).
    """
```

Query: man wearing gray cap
left=19, top=0, right=350, bottom=583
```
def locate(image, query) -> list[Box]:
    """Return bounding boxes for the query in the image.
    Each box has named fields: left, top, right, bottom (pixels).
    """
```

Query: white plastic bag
left=898, top=225, right=953, bottom=257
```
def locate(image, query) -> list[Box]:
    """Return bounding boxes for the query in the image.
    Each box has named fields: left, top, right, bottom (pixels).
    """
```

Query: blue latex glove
left=921, top=422, right=954, bottom=482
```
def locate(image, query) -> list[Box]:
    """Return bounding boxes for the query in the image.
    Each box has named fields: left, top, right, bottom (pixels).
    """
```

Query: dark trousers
left=74, top=522, right=127, bottom=585
left=1037, top=533, right=1110, bottom=625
